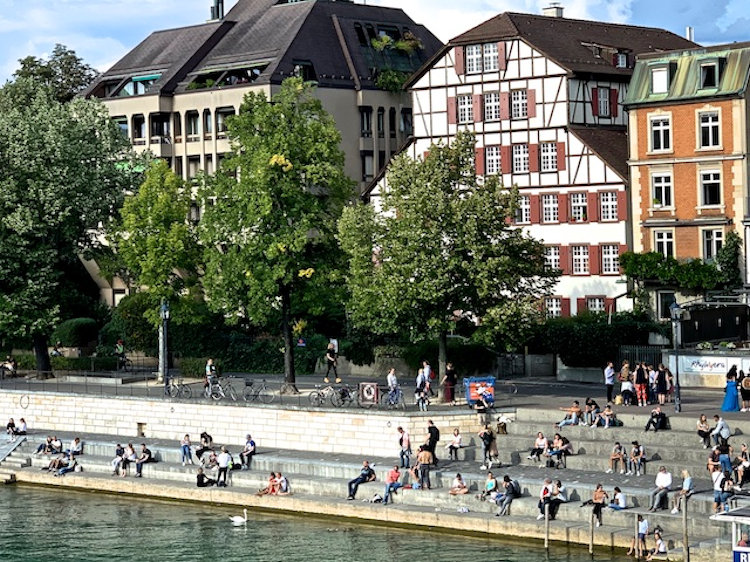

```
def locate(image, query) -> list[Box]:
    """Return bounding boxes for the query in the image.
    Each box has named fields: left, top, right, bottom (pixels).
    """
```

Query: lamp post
left=670, top=300, right=682, bottom=413
left=159, top=299, right=170, bottom=390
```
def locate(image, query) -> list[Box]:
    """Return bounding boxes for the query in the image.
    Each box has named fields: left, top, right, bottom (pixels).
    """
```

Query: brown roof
left=569, top=126, right=628, bottom=180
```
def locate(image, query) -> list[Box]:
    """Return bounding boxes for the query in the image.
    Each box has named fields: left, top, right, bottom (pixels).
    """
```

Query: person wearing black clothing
left=441, top=363, right=458, bottom=405
left=196, top=468, right=216, bottom=487
left=324, top=343, right=339, bottom=384
left=644, top=406, right=667, bottom=432
left=196, top=431, right=213, bottom=460
left=346, top=460, right=376, bottom=499
left=426, top=420, right=440, bottom=466
left=135, top=444, right=153, bottom=477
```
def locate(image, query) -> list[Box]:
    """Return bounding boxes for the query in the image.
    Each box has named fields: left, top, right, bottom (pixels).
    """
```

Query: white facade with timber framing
left=368, top=9, right=696, bottom=317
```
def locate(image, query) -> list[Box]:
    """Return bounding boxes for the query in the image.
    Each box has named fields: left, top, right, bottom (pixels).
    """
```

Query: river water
left=0, top=486, right=630, bottom=561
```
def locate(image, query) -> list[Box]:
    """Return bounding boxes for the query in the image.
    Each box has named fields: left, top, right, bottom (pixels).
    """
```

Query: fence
left=617, top=345, right=666, bottom=369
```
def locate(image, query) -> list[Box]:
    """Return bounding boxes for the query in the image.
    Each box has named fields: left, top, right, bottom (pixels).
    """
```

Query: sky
left=0, top=0, right=747, bottom=83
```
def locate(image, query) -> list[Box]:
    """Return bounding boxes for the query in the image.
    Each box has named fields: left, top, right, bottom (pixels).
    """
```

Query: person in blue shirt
left=346, top=460, right=376, bottom=500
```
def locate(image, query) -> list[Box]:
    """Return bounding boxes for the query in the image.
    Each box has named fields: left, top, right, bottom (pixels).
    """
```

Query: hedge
left=6, top=354, right=117, bottom=372
left=50, top=317, right=98, bottom=347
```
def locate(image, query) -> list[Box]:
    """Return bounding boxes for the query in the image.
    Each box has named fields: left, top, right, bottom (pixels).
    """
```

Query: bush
left=50, top=356, right=118, bottom=371
left=401, top=340, right=496, bottom=376
left=51, top=317, right=98, bottom=347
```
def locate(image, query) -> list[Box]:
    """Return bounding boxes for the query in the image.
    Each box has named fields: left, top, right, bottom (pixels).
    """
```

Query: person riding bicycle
left=386, top=368, right=400, bottom=404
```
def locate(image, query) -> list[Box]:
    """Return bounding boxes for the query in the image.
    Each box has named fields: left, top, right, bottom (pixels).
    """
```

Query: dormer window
left=650, top=67, right=669, bottom=94
left=700, top=62, right=718, bottom=88
left=615, top=53, right=628, bottom=68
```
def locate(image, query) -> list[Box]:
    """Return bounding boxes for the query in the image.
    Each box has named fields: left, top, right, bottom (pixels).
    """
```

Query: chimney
left=543, top=3, right=564, bottom=18
left=210, top=0, right=225, bottom=20
left=686, top=26, right=695, bottom=42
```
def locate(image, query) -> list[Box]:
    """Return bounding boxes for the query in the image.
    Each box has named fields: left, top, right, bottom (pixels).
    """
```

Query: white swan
left=229, top=508, right=248, bottom=526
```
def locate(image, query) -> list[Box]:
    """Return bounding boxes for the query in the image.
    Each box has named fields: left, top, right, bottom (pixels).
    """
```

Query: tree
left=338, top=131, right=558, bottom=376
left=13, top=44, right=98, bottom=103
left=0, top=79, right=137, bottom=370
left=199, top=78, right=352, bottom=391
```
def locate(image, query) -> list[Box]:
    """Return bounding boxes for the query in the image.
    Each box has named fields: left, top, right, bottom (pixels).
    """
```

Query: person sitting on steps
left=644, top=406, right=668, bottom=432
left=555, top=401, right=582, bottom=428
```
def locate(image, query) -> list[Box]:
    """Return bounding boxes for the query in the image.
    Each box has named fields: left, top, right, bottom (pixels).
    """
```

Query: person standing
left=592, top=483, right=609, bottom=527
left=604, top=361, right=615, bottom=404
left=441, top=362, right=457, bottom=405
left=722, top=366, right=740, bottom=412
left=216, top=446, right=231, bottom=487
left=426, top=420, right=440, bottom=466
left=346, top=460, right=376, bottom=500
left=396, top=426, right=411, bottom=468
left=204, top=358, right=216, bottom=396
left=739, top=370, right=750, bottom=412
left=180, top=434, right=194, bottom=466
left=324, top=342, right=339, bottom=384
left=416, top=446, right=433, bottom=490
left=634, top=361, right=649, bottom=407
left=422, top=361, right=434, bottom=396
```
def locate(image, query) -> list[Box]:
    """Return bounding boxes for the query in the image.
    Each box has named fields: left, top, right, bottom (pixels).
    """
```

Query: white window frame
left=544, top=246, right=560, bottom=269
left=651, top=67, right=668, bottom=94
left=484, top=92, right=500, bottom=121
left=702, top=228, right=724, bottom=261
left=485, top=146, right=501, bottom=176
left=599, top=191, right=618, bottom=221
left=571, top=245, right=590, bottom=275
left=601, top=244, right=620, bottom=274
left=598, top=87, right=611, bottom=117
left=511, top=89, right=528, bottom=119
left=699, top=111, right=720, bottom=149
left=616, top=53, right=628, bottom=68
left=517, top=195, right=531, bottom=224
left=466, top=44, right=482, bottom=74
left=700, top=170, right=721, bottom=207
left=457, top=94, right=473, bottom=124
left=700, top=63, right=718, bottom=89
left=482, top=43, right=499, bottom=72
left=540, top=142, right=557, bottom=172
left=654, top=230, right=674, bottom=258
left=570, top=193, right=588, bottom=222
left=650, top=116, right=671, bottom=152
left=542, top=194, right=558, bottom=223
left=587, top=297, right=606, bottom=313
left=512, top=144, right=529, bottom=173
left=651, top=173, right=673, bottom=208
left=545, top=297, right=562, bottom=318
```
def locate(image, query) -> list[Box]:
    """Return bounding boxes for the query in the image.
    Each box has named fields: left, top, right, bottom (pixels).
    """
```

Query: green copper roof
left=624, top=44, right=750, bottom=107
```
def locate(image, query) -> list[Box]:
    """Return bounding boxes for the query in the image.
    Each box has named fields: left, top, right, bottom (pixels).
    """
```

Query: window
left=466, top=45, right=482, bottom=74
left=540, top=143, right=557, bottom=172
left=485, top=146, right=501, bottom=175
left=516, top=195, right=531, bottom=224
left=572, top=245, right=590, bottom=275
left=599, top=191, right=618, bottom=221
left=203, top=110, right=212, bottom=135
left=570, top=193, right=587, bottom=221
left=511, top=90, right=528, bottom=119
left=651, top=173, right=672, bottom=207
left=544, top=246, right=560, bottom=270
left=700, top=63, right=717, bottom=88
left=457, top=95, right=473, bottom=124
left=216, top=108, right=235, bottom=136
left=512, top=144, right=529, bottom=173
left=601, top=244, right=620, bottom=274
left=700, top=171, right=721, bottom=206
left=651, top=67, right=668, bottom=94
left=615, top=53, right=628, bottom=68
left=292, top=60, right=316, bottom=82
left=545, top=297, right=562, bottom=318
left=389, top=108, right=397, bottom=138
left=650, top=117, right=671, bottom=151
left=587, top=298, right=605, bottom=313
left=360, top=107, right=372, bottom=137
left=598, top=87, right=611, bottom=117
left=132, top=115, right=145, bottom=145
left=186, top=112, right=199, bottom=140
left=703, top=229, right=724, bottom=261
left=377, top=107, right=385, bottom=138
left=699, top=111, right=720, bottom=148
left=361, top=152, right=374, bottom=181
left=542, top=194, right=558, bottom=223
left=658, top=291, right=676, bottom=320
left=484, top=92, right=500, bottom=121
left=400, top=108, right=413, bottom=136
left=113, top=117, right=128, bottom=139
left=654, top=230, right=674, bottom=258
left=482, top=43, right=499, bottom=72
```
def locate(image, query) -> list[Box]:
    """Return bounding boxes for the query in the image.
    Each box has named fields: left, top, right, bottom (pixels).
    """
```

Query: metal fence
left=617, top=345, right=666, bottom=369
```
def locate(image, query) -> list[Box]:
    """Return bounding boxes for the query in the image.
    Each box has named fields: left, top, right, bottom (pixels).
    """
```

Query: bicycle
left=331, top=384, right=356, bottom=407
left=380, top=386, right=406, bottom=410
left=308, top=384, right=337, bottom=407
left=243, top=379, right=275, bottom=403
left=166, top=376, right=192, bottom=399
left=207, top=377, right=238, bottom=401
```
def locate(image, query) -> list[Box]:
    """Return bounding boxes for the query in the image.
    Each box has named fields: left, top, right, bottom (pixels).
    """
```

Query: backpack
left=510, top=480, right=521, bottom=497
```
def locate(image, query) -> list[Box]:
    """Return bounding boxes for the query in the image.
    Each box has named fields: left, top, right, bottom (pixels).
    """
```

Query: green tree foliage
left=113, top=160, right=200, bottom=328
left=338, top=131, right=558, bottom=375
left=13, top=44, right=98, bottom=103
left=0, top=79, right=136, bottom=370
left=199, top=78, right=352, bottom=390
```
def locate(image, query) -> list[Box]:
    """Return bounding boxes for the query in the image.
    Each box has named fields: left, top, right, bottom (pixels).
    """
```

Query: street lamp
left=159, top=299, right=170, bottom=390
left=669, top=300, right=682, bottom=413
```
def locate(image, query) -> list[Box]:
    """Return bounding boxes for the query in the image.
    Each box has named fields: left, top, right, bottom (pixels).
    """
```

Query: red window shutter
left=475, top=147, right=485, bottom=175
left=561, top=298, right=571, bottom=318
left=528, top=144, right=539, bottom=172
left=587, top=192, right=599, bottom=222
left=447, top=97, right=457, bottom=125
left=473, top=94, right=483, bottom=123
left=604, top=297, right=616, bottom=313
left=577, top=298, right=587, bottom=315
left=500, top=92, right=510, bottom=120
left=501, top=146, right=512, bottom=174
left=589, top=245, right=601, bottom=275
left=558, top=193, right=568, bottom=223
left=526, top=89, right=536, bottom=118
left=591, top=87, right=599, bottom=116
left=610, top=88, right=619, bottom=117
left=619, top=243, right=629, bottom=256
left=497, top=42, right=506, bottom=70
left=454, top=46, right=465, bottom=75
left=529, top=194, right=541, bottom=223
left=556, top=142, right=566, bottom=171
left=616, top=190, right=628, bottom=221
left=559, top=245, right=571, bottom=275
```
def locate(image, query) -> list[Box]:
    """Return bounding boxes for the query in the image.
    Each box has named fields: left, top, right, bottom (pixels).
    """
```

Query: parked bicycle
left=243, top=379, right=275, bottom=404
left=206, top=376, right=238, bottom=401
left=380, top=386, right=406, bottom=410
left=331, top=384, right=356, bottom=407
left=166, top=376, right=192, bottom=399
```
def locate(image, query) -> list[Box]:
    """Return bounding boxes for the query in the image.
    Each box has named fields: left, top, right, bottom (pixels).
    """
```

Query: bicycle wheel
left=243, top=385, right=256, bottom=402
left=331, top=390, right=344, bottom=407
left=397, top=391, right=406, bottom=410
left=210, top=386, right=223, bottom=401
left=166, top=383, right=179, bottom=398
left=379, top=391, right=391, bottom=408
left=308, top=391, right=322, bottom=406
left=258, top=386, right=274, bottom=404
left=180, top=385, right=192, bottom=399
left=227, top=385, right=238, bottom=401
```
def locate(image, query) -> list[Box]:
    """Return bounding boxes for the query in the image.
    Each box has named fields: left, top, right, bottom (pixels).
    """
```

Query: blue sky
left=0, top=0, right=746, bottom=83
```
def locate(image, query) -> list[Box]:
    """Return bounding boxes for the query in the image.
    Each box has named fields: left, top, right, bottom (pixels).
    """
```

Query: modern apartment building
left=83, top=0, right=441, bottom=305
left=625, top=42, right=750, bottom=318
left=367, top=8, right=695, bottom=317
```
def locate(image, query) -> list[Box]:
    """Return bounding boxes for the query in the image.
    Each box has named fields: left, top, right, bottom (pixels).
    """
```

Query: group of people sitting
left=527, top=432, right=574, bottom=469
left=6, top=417, right=27, bottom=441
left=474, top=471, right=523, bottom=516
left=554, top=398, right=620, bottom=429
left=38, top=437, right=84, bottom=476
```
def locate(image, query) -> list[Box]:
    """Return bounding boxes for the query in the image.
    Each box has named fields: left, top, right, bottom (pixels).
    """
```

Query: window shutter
left=501, top=145, right=512, bottom=174
left=561, top=298, right=571, bottom=318
left=617, top=190, right=628, bottom=221
left=589, top=245, right=601, bottom=275
left=473, top=94, right=483, bottom=123
left=577, top=298, right=587, bottom=315
left=528, top=144, right=539, bottom=172
left=500, top=92, right=510, bottom=120
left=558, top=193, right=568, bottom=223
left=591, top=87, right=599, bottom=116
left=587, top=192, right=599, bottom=222
left=475, top=147, right=485, bottom=175
left=454, top=46, right=465, bottom=75
left=529, top=194, right=540, bottom=223
left=559, top=245, right=571, bottom=275
left=612, top=54, right=618, bottom=67
left=497, top=42, right=506, bottom=71
left=556, top=142, right=566, bottom=171
left=447, top=97, right=457, bottom=125
left=604, top=297, right=616, bottom=313
left=610, top=88, right=619, bottom=117
left=526, top=89, right=537, bottom=118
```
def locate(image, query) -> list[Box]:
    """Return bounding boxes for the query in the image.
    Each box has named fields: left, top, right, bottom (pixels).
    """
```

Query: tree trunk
left=437, top=329, right=448, bottom=384
left=33, top=334, right=51, bottom=374
left=280, top=284, right=298, bottom=394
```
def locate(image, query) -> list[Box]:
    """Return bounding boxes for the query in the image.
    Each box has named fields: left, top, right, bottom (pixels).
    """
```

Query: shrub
left=51, top=318, right=98, bottom=347
left=401, top=340, right=496, bottom=376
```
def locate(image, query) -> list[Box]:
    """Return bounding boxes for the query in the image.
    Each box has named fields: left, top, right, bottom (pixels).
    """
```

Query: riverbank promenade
left=0, top=375, right=746, bottom=560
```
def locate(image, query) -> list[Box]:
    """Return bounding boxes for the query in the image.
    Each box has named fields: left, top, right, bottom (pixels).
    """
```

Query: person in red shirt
left=383, top=465, right=402, bottom=505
